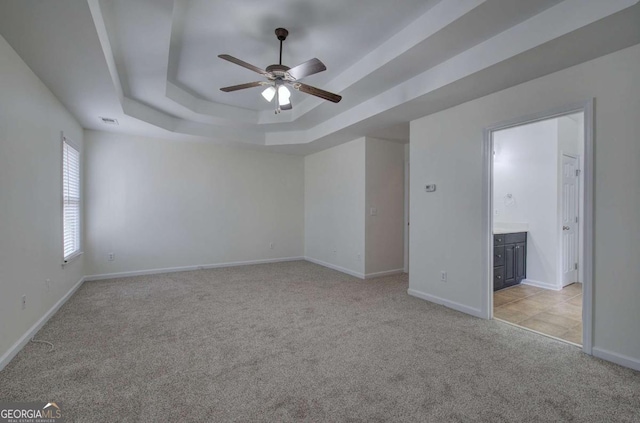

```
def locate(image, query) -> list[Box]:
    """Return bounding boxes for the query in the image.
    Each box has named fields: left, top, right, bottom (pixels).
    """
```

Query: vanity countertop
left=493, top=222, right=529, bottom=234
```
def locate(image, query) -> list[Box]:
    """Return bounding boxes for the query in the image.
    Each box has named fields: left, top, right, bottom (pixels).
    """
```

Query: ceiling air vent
left=99, top=116, right=119, bottom=125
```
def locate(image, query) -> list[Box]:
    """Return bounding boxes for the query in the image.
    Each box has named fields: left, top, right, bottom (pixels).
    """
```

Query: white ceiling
left=0, top=0, right=638, bottom=154
left=171, top=0, right=441, bottom=110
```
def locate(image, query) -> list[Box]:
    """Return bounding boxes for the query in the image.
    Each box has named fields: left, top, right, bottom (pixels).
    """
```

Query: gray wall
left=84, top=131, right=305, bottom=276
left=410, top=44, right=640, bottom=368
left=0, top=34, right=85, bottom=365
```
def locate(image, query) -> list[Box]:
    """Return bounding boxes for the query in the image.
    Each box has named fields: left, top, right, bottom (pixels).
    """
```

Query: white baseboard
left=304, top=257, right=365, bottom=279
left=521, top=278, right=562, bottom=291
left=592, top=347, right=640, bottom=372
left=0, top=276, right=85, bottom=371
left=407, top=288, right=484, bottom=318
left=364, top=268, right=405, bottom=279
left=84, top=257, right=305, bottom=281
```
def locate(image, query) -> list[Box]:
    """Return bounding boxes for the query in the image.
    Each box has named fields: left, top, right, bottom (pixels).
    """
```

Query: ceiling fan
left=218, top=28, right=342, bottom=114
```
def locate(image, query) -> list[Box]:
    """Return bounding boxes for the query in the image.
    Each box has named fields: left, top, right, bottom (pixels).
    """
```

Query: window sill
left=62, top=251, right=83, bottom=266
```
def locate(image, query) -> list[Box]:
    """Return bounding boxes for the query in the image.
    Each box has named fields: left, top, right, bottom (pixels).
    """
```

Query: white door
left=561, top=154, right=579, bottom=286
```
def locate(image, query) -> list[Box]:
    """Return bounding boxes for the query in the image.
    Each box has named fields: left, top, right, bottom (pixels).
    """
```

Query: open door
left=561, top=153, right=579, bottom=287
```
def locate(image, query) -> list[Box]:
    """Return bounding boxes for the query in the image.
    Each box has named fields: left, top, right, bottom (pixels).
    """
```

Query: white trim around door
left=481, top=99, right=594, bottom=355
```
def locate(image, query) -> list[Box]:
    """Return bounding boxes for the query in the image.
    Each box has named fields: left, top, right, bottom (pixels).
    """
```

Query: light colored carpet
left=1, top=261, right=638, bottom=422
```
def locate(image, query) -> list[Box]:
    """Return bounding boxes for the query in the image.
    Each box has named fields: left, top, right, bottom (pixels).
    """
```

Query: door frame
left=481, top=99, right=594, bottom=355
left=404, top=154, right=410, bottom=273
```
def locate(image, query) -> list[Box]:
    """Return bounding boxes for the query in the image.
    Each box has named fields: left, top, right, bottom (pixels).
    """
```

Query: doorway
left=482, top=101, right=593, bottom=353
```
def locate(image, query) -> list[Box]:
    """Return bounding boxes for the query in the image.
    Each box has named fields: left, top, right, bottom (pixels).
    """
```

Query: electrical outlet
left=269, top=242, right=274, bottom=249
left=108, top=252, right=115, bottom=261
left=440, top=271, right=447, bottom=282
left=357, top=253, right=361, bottom=261
left=45, top=279, right=51, bottom=292
left=21, top=295, right=26, bottom=310
left=333, top=249, right=337, bottom=255
left=494, top=209, right=500, bottom=216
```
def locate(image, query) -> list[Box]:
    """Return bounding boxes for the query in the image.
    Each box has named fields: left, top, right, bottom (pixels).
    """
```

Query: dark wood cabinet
left=493, top=232, right=526, bottom=291
left=515, top=242, right=526, bottom=281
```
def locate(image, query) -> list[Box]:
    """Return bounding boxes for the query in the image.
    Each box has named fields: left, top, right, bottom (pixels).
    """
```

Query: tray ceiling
left=0, top=0, right=638, bottom=154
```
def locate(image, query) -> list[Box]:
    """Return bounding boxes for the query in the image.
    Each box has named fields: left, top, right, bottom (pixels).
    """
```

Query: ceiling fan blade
left=286, top=58, right=326, bottom=81
left=218, top=54, right=268, bottom=75
left=219, top=81, right=265, bottom=92
left=293, top=83, right=342, bottom=103
left=280, top=101, right=292, bottom=111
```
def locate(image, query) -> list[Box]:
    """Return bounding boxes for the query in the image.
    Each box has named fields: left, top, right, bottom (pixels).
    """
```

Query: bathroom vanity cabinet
left=493, top=232, right=527, bottom=291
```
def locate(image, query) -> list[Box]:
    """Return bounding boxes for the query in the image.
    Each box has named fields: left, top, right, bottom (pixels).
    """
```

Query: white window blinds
left=63, top=138, right=81, bottom=261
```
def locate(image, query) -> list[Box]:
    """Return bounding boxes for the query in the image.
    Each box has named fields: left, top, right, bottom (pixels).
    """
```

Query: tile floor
left=493, top=283, right=582, bottom=345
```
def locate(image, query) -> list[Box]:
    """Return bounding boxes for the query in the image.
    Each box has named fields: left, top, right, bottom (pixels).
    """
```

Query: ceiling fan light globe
left=277, top=85, right=291, bottom=106
left=261, top=86, right=276, bottom=102
left=278, top=85, right=291, bottom=100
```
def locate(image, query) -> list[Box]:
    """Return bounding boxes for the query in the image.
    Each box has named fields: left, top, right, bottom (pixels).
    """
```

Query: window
left=62, top=137, right=81, bottom=262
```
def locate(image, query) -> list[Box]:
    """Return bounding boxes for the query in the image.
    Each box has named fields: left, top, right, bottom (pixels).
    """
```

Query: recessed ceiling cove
left=1, top=0, right=638, bottom=152
left=98, top=0, right=442, bottom=130
left=172, top=0, right=436, bottom=111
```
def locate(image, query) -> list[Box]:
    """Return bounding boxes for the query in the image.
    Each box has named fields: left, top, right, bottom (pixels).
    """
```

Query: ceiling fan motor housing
left=266, top=64, right=290, bottom=78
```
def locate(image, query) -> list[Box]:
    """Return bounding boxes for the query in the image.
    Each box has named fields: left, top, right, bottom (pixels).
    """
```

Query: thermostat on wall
left=425, top=184, right=436, bottom=192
